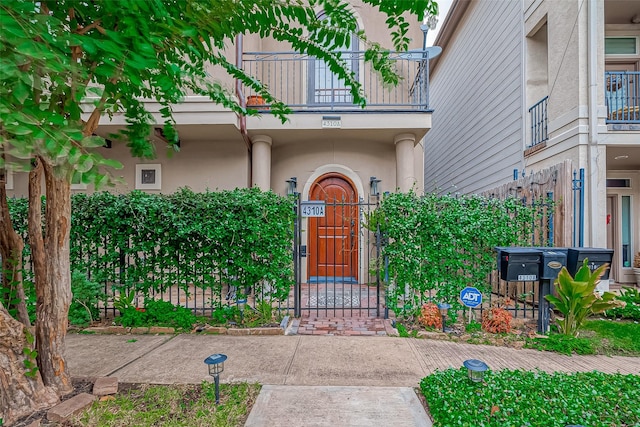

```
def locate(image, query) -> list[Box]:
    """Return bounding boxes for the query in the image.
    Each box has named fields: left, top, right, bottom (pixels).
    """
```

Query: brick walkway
left=295, top=316, right=392, bottom=336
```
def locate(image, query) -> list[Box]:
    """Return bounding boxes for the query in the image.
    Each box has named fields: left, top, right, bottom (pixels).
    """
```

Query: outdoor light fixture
left=204, top=353, right=227, bottom=404
left=437, top=302, right=451, bottom=333
left=463, top=359, right=489, bottom=383
left=370, top=176, right=381, bottom=197
left=237, top=297, right=247, bottom=322
left=286, top=177, right=297, bottom=196
left=420, top=13, right=438, bottom=50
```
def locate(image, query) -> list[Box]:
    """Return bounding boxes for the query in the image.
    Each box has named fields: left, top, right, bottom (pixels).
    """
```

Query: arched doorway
left=308, top=173, right=359, bottom=283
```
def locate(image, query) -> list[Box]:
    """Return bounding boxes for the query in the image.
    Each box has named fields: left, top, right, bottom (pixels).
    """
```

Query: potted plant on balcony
left=633, top=252, right=640, bottom=287
left=246, top=95, right=266, bottom=109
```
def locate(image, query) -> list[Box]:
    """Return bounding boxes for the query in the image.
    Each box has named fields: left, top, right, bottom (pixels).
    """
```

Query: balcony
left=241, top=51, right=431, bottom=112
left=606, top=71, right=640, bottom=124
left=528, top=96, right=548, bottom=150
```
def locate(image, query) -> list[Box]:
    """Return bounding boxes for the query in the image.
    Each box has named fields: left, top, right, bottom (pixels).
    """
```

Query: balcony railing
left=528, top=96, right=548, bottom=148
left=241, top=51, right=430, bottom=112
left=605, top=71, right=640, bottom=124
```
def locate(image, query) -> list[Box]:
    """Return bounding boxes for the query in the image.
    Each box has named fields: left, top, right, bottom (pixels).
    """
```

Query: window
left=308, top=13, right=359, bottom=105
left=135, top=164, right=162, bottom=190
left=605, top=37, right=638, bottom=56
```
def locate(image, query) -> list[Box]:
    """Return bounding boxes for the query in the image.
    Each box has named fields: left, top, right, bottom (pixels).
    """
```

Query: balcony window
left=308, top=13, right=359, bottom=106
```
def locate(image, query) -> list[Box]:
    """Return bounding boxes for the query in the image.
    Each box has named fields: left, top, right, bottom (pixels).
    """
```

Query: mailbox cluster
left=497, top=247, right=613, bottom=283
left=495, top=246, right=613, bottom=334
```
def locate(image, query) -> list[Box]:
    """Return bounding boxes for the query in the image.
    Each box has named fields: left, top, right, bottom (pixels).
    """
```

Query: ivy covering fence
left=7, top=188, right=296, bottom=315
left=373, top=192, right=550, bottom=318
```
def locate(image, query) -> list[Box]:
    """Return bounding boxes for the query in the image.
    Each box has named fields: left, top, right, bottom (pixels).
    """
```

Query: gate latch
left=300, top=245, right=307, bottom=257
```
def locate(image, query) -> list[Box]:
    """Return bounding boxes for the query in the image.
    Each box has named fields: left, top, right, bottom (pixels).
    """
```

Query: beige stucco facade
left=425, top=0, right=640, bottom=284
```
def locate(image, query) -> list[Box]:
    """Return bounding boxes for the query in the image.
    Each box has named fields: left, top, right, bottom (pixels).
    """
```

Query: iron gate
left=293, top=195, right=382, bottom=317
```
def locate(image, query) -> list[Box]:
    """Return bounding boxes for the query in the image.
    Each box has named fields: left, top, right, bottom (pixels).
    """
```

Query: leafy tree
left=0, top=0, right=436, bottom=422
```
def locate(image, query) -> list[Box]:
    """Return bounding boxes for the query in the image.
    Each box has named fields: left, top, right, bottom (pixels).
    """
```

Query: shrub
left=417, top=302, right=442, bottom=330
left=69, top=271, right=104, bottom=326
left=605, top=287, right=640, bottom=321
left=116, top=299, right=196, bottom=330
left=546, top=259, right=624, bottom=336
left=481, top=308, right=512, bottom=333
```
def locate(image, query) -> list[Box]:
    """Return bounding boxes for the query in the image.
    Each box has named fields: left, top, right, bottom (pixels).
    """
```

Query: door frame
left=300, top=164, right=367, bottom=284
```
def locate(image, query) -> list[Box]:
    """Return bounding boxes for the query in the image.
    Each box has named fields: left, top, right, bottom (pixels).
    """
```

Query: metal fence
left=293, top=196, right=381, bottom=317
left=242, top=51, right=430, bottom=111
left=605, top=71, right=640, bottom=123
left=528, top=96, right=548, bottom=147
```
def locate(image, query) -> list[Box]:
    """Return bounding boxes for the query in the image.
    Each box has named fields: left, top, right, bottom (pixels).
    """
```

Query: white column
left=251, top=135, right=272, bottom=190
left=394, top=133, right=416, bottom=192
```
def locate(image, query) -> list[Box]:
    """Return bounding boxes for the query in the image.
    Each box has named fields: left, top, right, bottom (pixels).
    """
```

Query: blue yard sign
left=460, top=286, right=483, bottom=308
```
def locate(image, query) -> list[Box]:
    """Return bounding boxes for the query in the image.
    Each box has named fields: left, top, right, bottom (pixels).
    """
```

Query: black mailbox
left=567, top=248, right=614, bottom=280
left=499, top=248, right=542, bottom=282
left=537, top=248, right=567, bottom=280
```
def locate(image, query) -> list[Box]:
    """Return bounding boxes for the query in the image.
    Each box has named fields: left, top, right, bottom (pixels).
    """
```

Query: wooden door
left=308, top=174, right=358, bottom=282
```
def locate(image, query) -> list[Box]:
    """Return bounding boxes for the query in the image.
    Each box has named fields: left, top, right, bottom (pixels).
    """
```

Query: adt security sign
left=460, top=287, right=483, bottom=308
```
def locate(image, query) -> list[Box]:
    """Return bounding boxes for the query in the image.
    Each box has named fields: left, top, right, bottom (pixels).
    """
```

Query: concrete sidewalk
left=64, top=333, right=640, bottom=426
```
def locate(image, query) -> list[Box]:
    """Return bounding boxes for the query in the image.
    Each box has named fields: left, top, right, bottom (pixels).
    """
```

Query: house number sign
left=301, top=201, right=326, bottom=217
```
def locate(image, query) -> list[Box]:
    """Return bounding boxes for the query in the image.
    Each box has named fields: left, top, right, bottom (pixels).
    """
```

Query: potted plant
left=633, top=252, right=640, bottom=286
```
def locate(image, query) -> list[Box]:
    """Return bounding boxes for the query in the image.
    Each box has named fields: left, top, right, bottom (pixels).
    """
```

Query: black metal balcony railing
left=605, top=71, right=640, bottom=124
left=528, top=96, right=548, bottom=148
left=241, top=51, right=430, bottom=112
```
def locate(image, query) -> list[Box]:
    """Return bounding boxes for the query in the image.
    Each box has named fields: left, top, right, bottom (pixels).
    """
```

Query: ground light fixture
left=463, top=359, right=488, bottom=383
left=204, top=353, right=227, bottom=404
left=437, top=302, right=451, bottom=333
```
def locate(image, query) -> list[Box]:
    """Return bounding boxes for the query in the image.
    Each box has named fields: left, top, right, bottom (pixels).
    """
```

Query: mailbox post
left=536, top=249, right=566, bottom=334
left=496, top=247, right=566, bottom=334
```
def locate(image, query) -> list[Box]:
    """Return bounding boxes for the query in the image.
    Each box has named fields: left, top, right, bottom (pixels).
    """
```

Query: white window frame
left=605, top=35, right=639, bottom=57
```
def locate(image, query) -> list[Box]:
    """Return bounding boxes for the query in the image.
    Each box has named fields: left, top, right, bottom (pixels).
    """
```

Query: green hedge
left=373, top=192, right=549, bottom=318
left=5, top=188, right=295, bottom=310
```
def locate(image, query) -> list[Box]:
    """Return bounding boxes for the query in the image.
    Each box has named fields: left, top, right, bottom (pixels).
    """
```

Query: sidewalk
left=64, top=333, right=640, bottom=426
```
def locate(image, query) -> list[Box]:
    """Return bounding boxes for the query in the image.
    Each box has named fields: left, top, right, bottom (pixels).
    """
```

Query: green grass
left=581, top=319, right=640, bottom=355
left=526, top=319, right=640, bottom=356
left=421, top=368, right=640, bottom=426
left=73, top=382, right=260, bottom=427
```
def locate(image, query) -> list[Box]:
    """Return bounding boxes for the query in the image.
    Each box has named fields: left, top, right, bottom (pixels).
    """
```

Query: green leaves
left=373, top=192, right=547, bottom=319
left=546, top=259, right=625, bottom=337
left=421, top=368, right=640, bottom=426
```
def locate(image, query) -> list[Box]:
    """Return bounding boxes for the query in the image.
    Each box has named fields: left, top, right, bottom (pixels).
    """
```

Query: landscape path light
left=463, top=359, right=489, bottom=383
left=437, top=302, right=451, bottom=333
left=204, top=353, right=227, bottom=404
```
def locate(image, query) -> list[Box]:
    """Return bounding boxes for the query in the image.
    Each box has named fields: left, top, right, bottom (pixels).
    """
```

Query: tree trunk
left=0, top=304, right=59, bottom=426
left=28, top=158, right=73, bottom=396
left=0, top=182, right=30, bottom=326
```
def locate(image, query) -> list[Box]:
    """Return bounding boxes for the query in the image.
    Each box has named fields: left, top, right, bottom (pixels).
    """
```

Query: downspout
left=587, top=0, right=599, bottom=246
left=236, top=34, right=253, bottom=188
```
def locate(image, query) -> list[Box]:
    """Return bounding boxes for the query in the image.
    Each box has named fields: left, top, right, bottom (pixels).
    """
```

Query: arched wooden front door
left=308, top=174, right=358, bottom=283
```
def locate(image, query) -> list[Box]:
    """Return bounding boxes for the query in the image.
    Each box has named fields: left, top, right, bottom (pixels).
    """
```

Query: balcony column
left=394, top=133, right=416, bottom=192
left=251, top=135, right=272, bottom=190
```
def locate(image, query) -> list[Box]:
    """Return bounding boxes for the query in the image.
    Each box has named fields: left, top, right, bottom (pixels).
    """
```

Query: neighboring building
left=6, top=1, right=432, bottom=293
left=425, top=0, right=640, bottom=284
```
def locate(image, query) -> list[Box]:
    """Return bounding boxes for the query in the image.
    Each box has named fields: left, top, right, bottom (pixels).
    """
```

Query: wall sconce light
left=370, top=176, right=381, bottom=196
left=286, top=177, right=297, bottom=196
